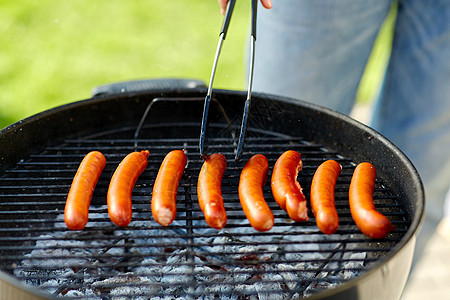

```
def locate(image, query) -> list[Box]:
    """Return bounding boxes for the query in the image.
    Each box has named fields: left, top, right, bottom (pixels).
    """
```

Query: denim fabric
left=253, top=0, right=393, bottom=114
left=253, top=0, right=450, bottom=261
left=371, top=0, right=450, bottom=227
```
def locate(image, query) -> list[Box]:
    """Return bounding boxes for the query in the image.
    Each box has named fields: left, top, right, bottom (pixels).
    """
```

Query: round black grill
left=0, top=121, right=408, bottom=299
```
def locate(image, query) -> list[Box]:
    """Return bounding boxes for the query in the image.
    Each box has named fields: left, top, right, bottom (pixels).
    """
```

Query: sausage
left=271, top=150, right=309, bottom=222
left=107, top=150, right=149, bottom=227
left=349, top=162, right=395, bottom=239
left=64, top=151, right=106, bottom=230
left=197, top=153, right=227, bottom=229
left=151, top=150, right=187, bottom=226
left=238, top=154, right=274, bottom=232
left=310, top=160, right=342, bottom=235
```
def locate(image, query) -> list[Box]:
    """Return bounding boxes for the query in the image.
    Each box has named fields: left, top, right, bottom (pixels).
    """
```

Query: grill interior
left=0, top=117, right=408, bottom=299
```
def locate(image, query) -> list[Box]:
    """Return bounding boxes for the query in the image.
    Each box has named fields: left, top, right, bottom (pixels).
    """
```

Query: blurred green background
left=0, top=1, right=395, bottom=129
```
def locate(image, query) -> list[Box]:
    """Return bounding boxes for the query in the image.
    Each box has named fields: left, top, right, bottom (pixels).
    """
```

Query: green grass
left=0, top=1, right=395, bottom=129
left=0, top=0, right=253, bottom=128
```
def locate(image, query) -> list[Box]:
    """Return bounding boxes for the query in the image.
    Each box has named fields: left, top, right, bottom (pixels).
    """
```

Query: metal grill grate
left=0, top=123, right=408, bottom=299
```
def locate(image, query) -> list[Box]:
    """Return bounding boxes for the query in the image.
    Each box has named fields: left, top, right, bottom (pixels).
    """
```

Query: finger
left=261, top=0, right=273, bottom=9
left=218, top=0, right=229, bottom=15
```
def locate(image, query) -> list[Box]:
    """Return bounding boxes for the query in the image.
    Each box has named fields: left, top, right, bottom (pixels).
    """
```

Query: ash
left=13, top=209, right=368, bottom=299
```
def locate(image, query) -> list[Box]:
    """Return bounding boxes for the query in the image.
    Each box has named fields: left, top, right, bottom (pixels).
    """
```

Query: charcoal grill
left=0, top=79, right=424, bottom=299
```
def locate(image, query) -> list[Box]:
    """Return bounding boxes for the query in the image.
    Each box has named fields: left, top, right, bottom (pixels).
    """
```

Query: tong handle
left=251, top=0, right=257, bottom=38
left=200, top=0, right=236, bottom=158
left=234, top=0, right=258, bottom=161
left=220, top=0, right=236, bottom=39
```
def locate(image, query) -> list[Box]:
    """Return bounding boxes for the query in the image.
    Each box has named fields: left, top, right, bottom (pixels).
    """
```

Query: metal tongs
left=199, top=0, right=258, bottom=161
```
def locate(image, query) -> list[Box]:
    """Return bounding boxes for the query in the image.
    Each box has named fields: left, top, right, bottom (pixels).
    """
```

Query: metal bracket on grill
left=134, top=97, right=234, bottom=150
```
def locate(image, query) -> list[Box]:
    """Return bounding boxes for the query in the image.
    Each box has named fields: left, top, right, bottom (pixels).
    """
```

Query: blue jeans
left=253, top=0, right=450, bottom=261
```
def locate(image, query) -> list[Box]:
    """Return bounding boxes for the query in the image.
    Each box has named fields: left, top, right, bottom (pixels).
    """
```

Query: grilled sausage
left=271, top=150, right=309, bottom=222
left=197, top=153, right=227, bottom=229
left=310, top=160, right=342, bottom=235
left=107, top=150, right=149, bottom=227
left=239, top=154, right=274, bottom=231
left=151, top=150, right=187, bottom=226
left=349, top=162, right=395, bottom=239
left=64, top=151, right=106, bottom=230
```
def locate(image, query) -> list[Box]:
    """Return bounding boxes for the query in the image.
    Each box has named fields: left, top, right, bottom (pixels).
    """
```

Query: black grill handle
left=91, top=78, right=207, bottom=97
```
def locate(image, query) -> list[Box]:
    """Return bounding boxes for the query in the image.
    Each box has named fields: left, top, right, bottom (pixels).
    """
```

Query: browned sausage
left=271, top=150, right=309, bottom=222
left=310, top=160, right=342, bottom=235
left=151, top=150, right=187, bottom=226
left=239, top=154, right=274, bottom=231
left=349, top=162, right=395, bottom=239
left=64, top=151, right=106, bottom=230
left=107, top=150, right=149, bottom=227
left=197, top=153, right=227, bottom=229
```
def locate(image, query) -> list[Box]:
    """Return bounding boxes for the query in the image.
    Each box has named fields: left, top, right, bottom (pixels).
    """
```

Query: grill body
left=0, top=83, right=424, bottom=299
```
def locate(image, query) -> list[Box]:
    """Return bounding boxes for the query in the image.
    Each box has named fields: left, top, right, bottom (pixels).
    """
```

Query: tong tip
left=234, top=143, right=244, bottom=162
left=199, top=95, right=211, bottom=159
left=234, top=99, right=251, bottom=162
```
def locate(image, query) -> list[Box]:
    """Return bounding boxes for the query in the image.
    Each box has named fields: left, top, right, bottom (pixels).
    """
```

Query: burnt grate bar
left=0, top=123, right=409, bottom=299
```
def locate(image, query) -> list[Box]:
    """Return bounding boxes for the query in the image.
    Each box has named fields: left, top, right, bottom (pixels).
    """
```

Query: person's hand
left=218, top=0, right=272, bottom=15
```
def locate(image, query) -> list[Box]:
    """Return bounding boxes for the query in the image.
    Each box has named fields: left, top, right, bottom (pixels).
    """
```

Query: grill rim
left=0, top=85, right=424, bottom=300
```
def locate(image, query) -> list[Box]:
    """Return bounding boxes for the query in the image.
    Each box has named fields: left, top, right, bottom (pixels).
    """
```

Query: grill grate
left=0, top=123, right=408, bottom=299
